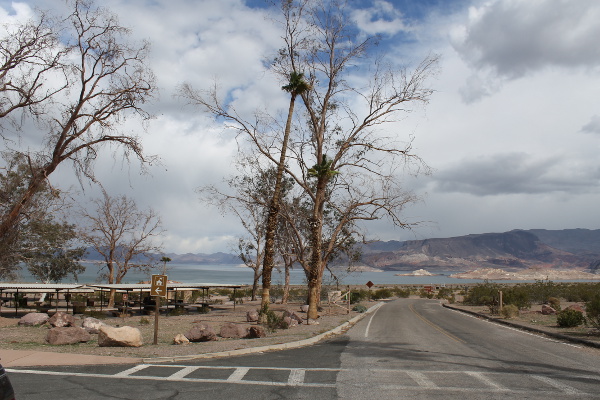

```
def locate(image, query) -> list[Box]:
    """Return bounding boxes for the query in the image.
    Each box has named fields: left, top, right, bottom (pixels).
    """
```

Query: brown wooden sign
left=151, top=274, right=168, bottom=298
left=366, top=281, right=374, bottom=288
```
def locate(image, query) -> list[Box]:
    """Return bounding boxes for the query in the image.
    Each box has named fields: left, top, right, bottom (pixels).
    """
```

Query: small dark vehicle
left=0, top=364, right=15, bottom=400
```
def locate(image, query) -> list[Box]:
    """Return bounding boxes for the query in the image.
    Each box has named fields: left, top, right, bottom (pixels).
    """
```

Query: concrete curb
left=142, top=301, right=385, bottom=363
left=443, top=303, right=600, bottom=349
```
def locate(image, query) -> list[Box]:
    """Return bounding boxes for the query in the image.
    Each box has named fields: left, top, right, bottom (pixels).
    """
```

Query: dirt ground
left=449, top=301, right=600, bottom=345
left=0, top=299, right=366, bottom=359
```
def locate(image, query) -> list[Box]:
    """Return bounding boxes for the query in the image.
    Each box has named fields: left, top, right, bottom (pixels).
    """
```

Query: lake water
left=12, top=263, right=580, bottom=287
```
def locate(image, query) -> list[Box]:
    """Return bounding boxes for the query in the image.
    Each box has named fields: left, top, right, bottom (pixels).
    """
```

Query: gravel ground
left=0, top=300, right=365, bottom=359
left=449, top=302, right=600, bottom=345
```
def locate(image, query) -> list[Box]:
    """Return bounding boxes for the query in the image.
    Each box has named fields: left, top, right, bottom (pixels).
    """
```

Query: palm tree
left=260, top=71, right=311, bottom=310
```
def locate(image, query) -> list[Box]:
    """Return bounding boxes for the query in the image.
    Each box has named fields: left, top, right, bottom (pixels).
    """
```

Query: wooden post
left=153, top=296, right=160, bottom=345
left=499, top=290, right=503, bottom=312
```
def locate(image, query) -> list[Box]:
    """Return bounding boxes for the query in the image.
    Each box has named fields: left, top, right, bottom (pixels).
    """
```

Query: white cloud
left=351, top=0, right=412, bottom=36
left=3, top=0, right=600, bottom=254
left=452, top=0, right=600, bottom=78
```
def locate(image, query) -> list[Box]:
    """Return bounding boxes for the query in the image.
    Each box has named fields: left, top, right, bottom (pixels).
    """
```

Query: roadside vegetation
left=461, top=280, right=600, bottom=333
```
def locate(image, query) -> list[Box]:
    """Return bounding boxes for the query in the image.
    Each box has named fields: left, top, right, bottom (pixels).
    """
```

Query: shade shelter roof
left=0, top=283, right=94, bottom=293
left=86, top=283, right=244, bottom=291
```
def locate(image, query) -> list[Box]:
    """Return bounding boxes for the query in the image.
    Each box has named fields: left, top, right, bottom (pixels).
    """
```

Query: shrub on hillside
left=463, top=282, right=501, bottom=306
left=393, top=287, right=411, bottom=298
left=501, top=304, right=519, bottom=319
left=352, top=305, right=367, bottom=313
left=548, top=297, right=561, bottom=311
left=585, top=295, right=600, bottom=329
left=557, top=309, right=585, bottom=328
left=372, top=288, right=393, bottom=300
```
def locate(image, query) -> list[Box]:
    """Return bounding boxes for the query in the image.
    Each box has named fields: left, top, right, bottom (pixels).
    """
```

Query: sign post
left=366, top=281, right=374, bottom=301
left=151, top=274, right=168, bottom=345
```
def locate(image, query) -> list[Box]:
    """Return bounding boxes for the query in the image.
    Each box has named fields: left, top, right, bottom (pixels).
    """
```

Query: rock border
left=143, top=302, right=385, bottom=363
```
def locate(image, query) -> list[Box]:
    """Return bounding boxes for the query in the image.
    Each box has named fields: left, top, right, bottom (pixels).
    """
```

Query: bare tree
left=80, top=190, right=163, bottom=307
left=273, top=0, right=437, bottom=318
left=0, top=11, right=66, bottom=127
left=0, top=0, right=157, bottom=252
left=181, top=0, right=437, bottom=319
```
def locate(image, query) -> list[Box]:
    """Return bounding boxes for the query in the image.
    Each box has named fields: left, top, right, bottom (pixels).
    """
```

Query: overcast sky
left=2, top=0, right=600, bottom=254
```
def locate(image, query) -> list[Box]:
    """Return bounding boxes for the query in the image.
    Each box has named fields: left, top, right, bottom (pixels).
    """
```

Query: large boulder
left=566, top=304, right=585, bottom=313
left=173, top=333, right=190, bottom=345
left=282, top=316, right=298, bottom=329
left=48, top=312, right=76, bottom=328
left=185, top=323, right=217, bottom=342
left=283, top=310, right=303, bottom=324
left=98, top=325, right=143, bottom=347
left=82, top=317, right=107, bottom=334
left=219, top=323, right=248, bottom=339
left=541, top=305, right=557, bottom=315
left=46, top=327, right=91, bottom=345
left=247, top=325, right=266, bottom=338
left=246, top=310, right=259, bottom=322
left=18, top=312, right=49, bottom=326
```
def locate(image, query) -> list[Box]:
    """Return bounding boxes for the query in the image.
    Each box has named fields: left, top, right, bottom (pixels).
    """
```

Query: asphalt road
left=7, top=299, right=600, bottom=399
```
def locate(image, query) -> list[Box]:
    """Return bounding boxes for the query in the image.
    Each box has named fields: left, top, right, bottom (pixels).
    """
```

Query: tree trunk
left=282, top=259, right=291, bottom=304
left=251, top=267, right=261, bottom=301
left=307, top=174, right=327, bottom=319
left=261, top=95, right=297, bottom=311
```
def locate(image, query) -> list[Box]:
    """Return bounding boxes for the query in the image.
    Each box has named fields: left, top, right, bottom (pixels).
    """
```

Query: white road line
left=465, top=371, right=509, bottom=391
left=227, top=367, right=250, bottom=382
left=406, top=371, right=437, bottom=388
left=532, top=375, right=584, bottom=395
left=364, top=304, right=382, bottom=338
left=447, top=308, right=582, bottom=348
left=167, top=366, right=200, bottom=380
left=287, top=369, right=306, bottom=386
left=142, top=364, right=341, bottom=371
left=8, top=367, right=598, bottom=394
left=113, top=364, right=148, bottom=377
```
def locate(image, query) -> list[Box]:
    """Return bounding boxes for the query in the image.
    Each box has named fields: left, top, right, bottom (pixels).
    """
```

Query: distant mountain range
left=359, top=229, right=600, bottom=272
left=84, top=229, right=600, bottom=273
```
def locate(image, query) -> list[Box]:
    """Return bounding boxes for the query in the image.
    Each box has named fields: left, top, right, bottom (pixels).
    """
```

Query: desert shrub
left=484, top=297, right=500, bottom=315
left=557, top=309, right=585, bottom=328
left=372, top=288, right=393, bottom=300
left=418, top=289, right=433, bottom=299
left=501, top=304, right=519, bottom=319
left=259, top=304, right=285, bottom=332
left=547, top=297, right=561, bottom=311
left=352, top=304, right=367, bottom=313
left=436, top=287, right=453, bottom=300
left=563, top=282, right=600, bottom=302
left=529, top=279, right=560, bottom=304
left=503, top=285, right=532, bottom=309
left=350, top=290, right=369, bottom=304
left=139, top=317, right=150, bottom=325
left=393, top=287, right=411, bottom=298
left=229, top=289, right=249, bottom=304
left=585, top=295, right=600, bottom=329
left=463, top=282, right=501, bottom=306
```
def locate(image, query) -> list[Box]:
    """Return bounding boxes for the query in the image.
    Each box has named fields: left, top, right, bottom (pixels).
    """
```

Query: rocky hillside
left=360, top=230, right=600, bottom=272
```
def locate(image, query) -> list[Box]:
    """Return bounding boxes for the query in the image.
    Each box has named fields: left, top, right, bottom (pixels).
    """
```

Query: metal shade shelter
left=0, top=283, right=94, bottom=316
left=86, top=283, right=245, bottom=312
